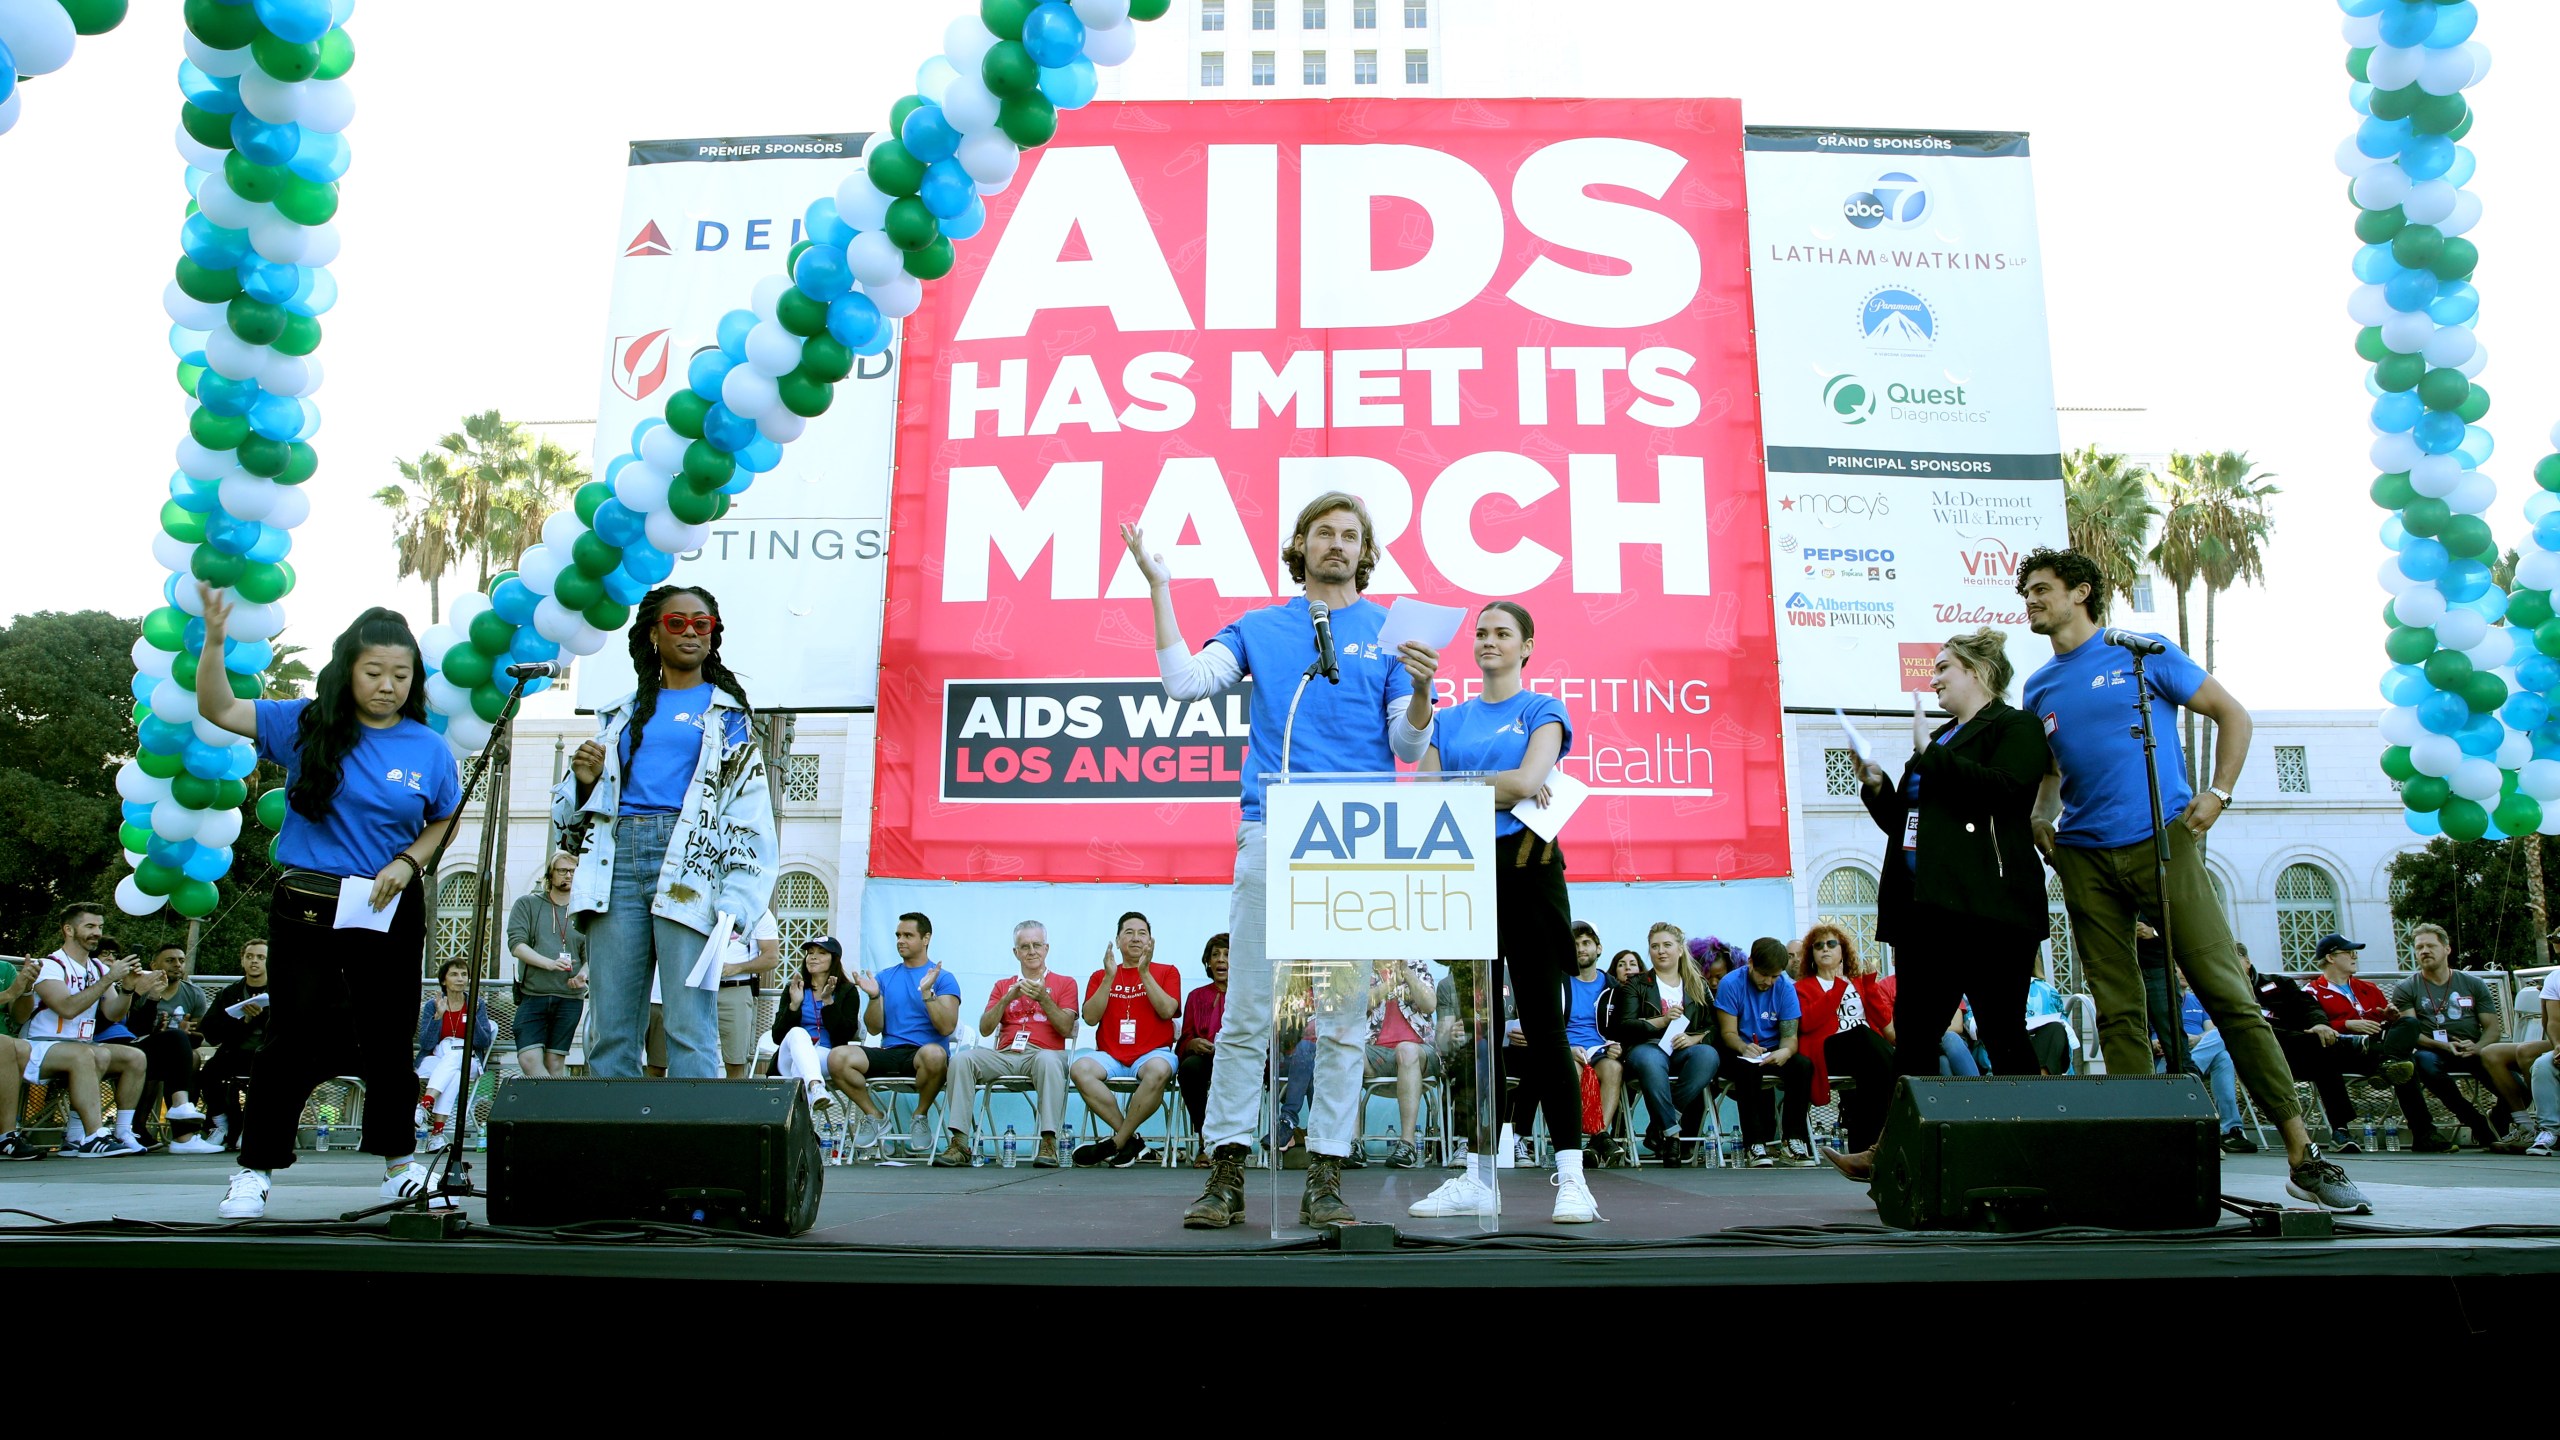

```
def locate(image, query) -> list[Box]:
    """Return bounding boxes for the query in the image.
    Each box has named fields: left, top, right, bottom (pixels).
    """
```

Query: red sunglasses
left=657, top=614, right=719, bottom=636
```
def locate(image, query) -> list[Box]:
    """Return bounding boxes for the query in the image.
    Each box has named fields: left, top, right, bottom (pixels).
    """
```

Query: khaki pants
left=945, top=1045, right=1068, bottom=1138
left=2054, top=824, right=2299, bottom=1126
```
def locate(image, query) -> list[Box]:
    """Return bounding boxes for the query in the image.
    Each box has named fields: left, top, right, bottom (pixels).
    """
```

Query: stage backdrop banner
left=871, top=98, right=1788, bottom=886
left=578, top=133, right=899, bottom=713
left=1743, top=128, right=2068, bottom=709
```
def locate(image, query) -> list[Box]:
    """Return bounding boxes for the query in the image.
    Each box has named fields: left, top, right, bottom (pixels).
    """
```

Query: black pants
left=1823, top=1025, right=1895, bottom=1151
left=2387, top=1016, right=2505, bottom=1140
left=2277, top=1027, right=2413, bottom=1131
left=1888, top=907, right=2039, bottom=1082
left=1719, top=1042, right=1813, bottom=1146
left=242, top=875, right=427, bottom=1172
left=123, top=1031, right=199, bottom=1113
left=202, top=1046, right=254, bottom=1133
left=2027, top=1022, right=2074, bottom=1076
left=1490, top=833, right=1582, bottom=1153
left=1177, top=1050, right=1214, bottom=1133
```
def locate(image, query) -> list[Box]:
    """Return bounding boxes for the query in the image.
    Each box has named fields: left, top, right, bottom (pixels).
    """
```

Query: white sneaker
left=217, top=1169, right=269, bottom=1219
left=169, top=1136, right=225, bottom=1155
left=849, top=1110, right=891, bottom=1153
left=380, top=1163, right=430, bottom=1200
left=1495, top=1124, right=1518, bottom=1170
left=1408, top=1174, right=1501, bottom=1217
left=206, top=1116, right=230, bottom=1147
left=1745, top=1143, right=1776, bottom=1168
left=166, top=1101, right=203, bottom=1122
left=909, top=1113, right=932, bottom=1156
left=804, top=1081, right=832, bottom=1120
left=1551, top=1155, right=1600, bottom=1224
left=2531, top=1130, right=2558, bottom=1157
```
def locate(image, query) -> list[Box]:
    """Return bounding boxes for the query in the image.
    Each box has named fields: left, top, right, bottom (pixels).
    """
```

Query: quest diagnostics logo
left=1822, top=373, right=1876, bottom=425
left=1858, top=287, right=1937, bottom=353
left=1843, top=171, right=1931, bottom=230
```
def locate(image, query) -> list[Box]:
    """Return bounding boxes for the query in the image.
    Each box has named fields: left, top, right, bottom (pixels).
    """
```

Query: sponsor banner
left=578, top=133, right=897, bottom=712
left=940, top=678, right=1250, bottom=801
left=1265, top=782, right=1496, bottom=961
left=872, top=99, right=1789, bottom=884
left=1746, top=125, right=2066, bottom=710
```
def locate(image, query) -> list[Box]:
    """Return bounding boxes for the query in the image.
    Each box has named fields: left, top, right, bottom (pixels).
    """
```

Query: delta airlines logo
left=611, top=329, right=673, bottom=401
left=624, top=221, right=672, bottom=258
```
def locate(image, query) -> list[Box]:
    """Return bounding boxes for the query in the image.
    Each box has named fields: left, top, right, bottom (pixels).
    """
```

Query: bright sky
left=0, top=1, right=2543, bottom=712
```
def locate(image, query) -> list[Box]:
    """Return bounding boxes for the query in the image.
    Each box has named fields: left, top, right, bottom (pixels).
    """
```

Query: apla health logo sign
left=1265, top=783, right=1496, bottom=961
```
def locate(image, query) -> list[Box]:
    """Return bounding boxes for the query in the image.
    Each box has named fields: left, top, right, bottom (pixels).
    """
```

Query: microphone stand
left=2128, top=648, right=2189, bottom=1079
left=342, top=670, right=534, bottom=1231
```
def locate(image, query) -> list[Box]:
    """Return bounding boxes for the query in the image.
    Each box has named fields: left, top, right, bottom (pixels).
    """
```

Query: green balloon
left=2374, top=352, right=2425, bottom=392
left=785, top=238, right=813, bottom=280
left=573, top=480, right=612, bottom=526
left=143, top=608, right=189, bottom=651
left=2423, top=647, right=2475, bottom=692
left=583, top=598, right=632, bottom=632
left=2384, top=624, right=2436, bottom=665
left=171, top=879, right=221, bottom=920
left=135, top=860, right=182, bottom=897
left=777, top=371, right=834, bottom=419
left=2441, top=796, right=2490, bottom=841
left=256, top=787, right=287, bottom=830
left=137, top=749, right=184, bottom=781
left=2449, top=109, right=2473, bottom=142
left=2390, top=224, right=2444, bottom=270
left=251, top=33, right=321, bottom=82
left=551, top=567, right=605, bottom=612
left=276, top=178, right=339, bottom=226
left=174, top=652, right=201, bottom=690
left=2431, top=236, right=2478, bottom=281
left=178, top=361, right=204, bottom=397
left=2381, top=745, right=2417, bottom=783
left=2462, top=669, right=2509, bottom=714
left=665, top=481, right=722, bottom=526
left=184, top=0, right=264, bottom=50
left=796, top=333, right=853, bottom=384
left=162, top=501, right=208, bottom=544
left=904, top=236, right=956, bottom=281
left=983, top=39, right=1042, bottom=97
left=2354, top=324, right=2391, bottom=362
left=277, top=441, right=316, bottom=484
left=2412, top=91, right=2468, bottom=134
left=236, top=560, right=292, bottom=604
left=314, top=26, right=354, bottom=80
left=665, top=388, right=711, bottom=438
left=2537, top=455, right=2560, bottom=494
left=471, top=684, right=508, bottom=723
left=2457, top=382, right=2490, bottom=424
left=867, top=139, right=926, bottom=197
left=998, top=91, right=1058, bottom=148
left=223, top=152, right=286, bottom=203
left=2440, top=513, right=2492, bottom=558
left=2370, top=471, right=2416, bottom=509
left=190, top=409, right=249, bottom=451
left=236, top=435, right=290, bottom=477
left=119, top=822, right=156, bottom=853
left=175, top=257, right=242, bottom=304
left=777, top=286, right=830, bottom=338
left=273, top=312, right=322, bottom=356
left=2498, top=794, right=2544, bottom=839
left=2510, top=589, right=2554, bottom=630
left=227, top=297, right=287, bottom=346
left=2346, top=46, right=2372, bottom=82
left=2353, top=206, right=2405, bottom=246
left=2402, top=774, right=2451, bottom=813
left=61, top=0, right=129, bottom=36
left=469, top=609, right=516, bottom=654
left=441, top=642, right=493, bottom=689
left=179, top=102, right=236, bottom=152
left=171, top=773, right=218, bottom=810
left=214, top=776, right=248, bottom=808
left=2399, top=496, right=2449, bottom=537
left=682, top=441, right=735, bottom=489
left=1129, top=0, right=1171, bottom=18
left=2369, top=83, right=2423, bottom=122
left=981, top=0, right=1034, bottom=39
left=191, top=547, right=245, bottom=588
left=2537, top=617, right=2560, bottom=658
left=888, top=95, right=926, bottom=138
left=884, top=196, right=941, bottom=252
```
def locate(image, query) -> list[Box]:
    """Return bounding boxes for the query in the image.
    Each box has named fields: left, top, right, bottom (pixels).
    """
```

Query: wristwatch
left=2207, top=785, right=2235, bottom=807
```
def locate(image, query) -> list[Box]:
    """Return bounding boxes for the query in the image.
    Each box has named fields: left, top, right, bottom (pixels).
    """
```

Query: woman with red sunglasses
left=555, top=585, right=777, bottom=1078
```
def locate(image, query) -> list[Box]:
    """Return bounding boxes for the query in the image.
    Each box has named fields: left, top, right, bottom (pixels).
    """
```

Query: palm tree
left=488, top=434, right=591, bottom=573
left=2184, top=451, right=2279, bottom=787
left=2150, top=454, right=2210, bottom=787
left=262, top=642, right=313, bottom=699
left=373, top=452, right=465, bottom=623
left=438, top=411, right=591, bottom=588
left=2061, top=444, right=2158, bottom=607
left=2488, top=548, right=2550, bottom=966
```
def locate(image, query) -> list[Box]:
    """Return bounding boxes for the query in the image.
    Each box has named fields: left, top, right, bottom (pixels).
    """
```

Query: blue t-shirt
left=618, top=684, right=749, bottom=815
left=1565, top=971, right=1608, bottom=1049
left=1428, top=691, right=1572, bottom=837
left=253, top=699, right=463, bottom=877
left=2021, top=630, right=2208, bottom=849
left=877, top=961, right=962, bottom=1049
left=1898, top=722, right=1967, bottom=870
left=1207, top=596, right=1415, bottom=822
left=1715, top=968, right=1801, bottom=1047
left=800, top=989, right=829, bottom=1049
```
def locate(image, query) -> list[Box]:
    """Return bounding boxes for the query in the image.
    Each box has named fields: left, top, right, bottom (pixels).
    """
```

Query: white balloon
left=2445, top=471, right=2496, bottom=514
left=176, top=438, right=232, bottom=482
left=2522, top=759, right=2560, bottom=803
left=171, top=580, right=211, bottom=620
left=645, top=511, right=709, bottom=556
left=2371, top=431, right=2423, bottom=473
left=2341, top=12, right=2381, bottom=46
left=847, top=230, right=907, bottom=288
left=517, top=544, right=567, bottom=595
left=2515, top=549, right=2560, bottom=590
left=2442, top=188, right=2483, bottom=237
left=417, top=624, right=461, bottom=665
left=2437, top=609, right=2488, bottom=649
left=193, top=173, right=258, bottom=230
left=299, top=221, right=342, bottom=268
left=533, top=597, right=583, bottom=646
left=445, top=714, right=494, bottom=754
left=836, top=169, right=894, bottom=232
left=0, top=0, right=78, bottom=75
left=249, top=208, right=315, bottom=265
left=943, top=75, right=1002, bottom=135
left=236, top=68, right=304, bottom=126
left=757, top=408, right=807, bottom=445
left=2410, top=453, right=2463, bottom=495
left=425, top=672, right=472, bottom=717
left=2366, top=44, right=2422, bottom=90
left=176, top=125, right=229, bottom=174
left=945, top=13, right=1000, bottom=70
left=2497, top=730, right=2534, bottom=772
left=2395, top=585, right=2448, bottom=627
left=2333, top=135, right=2370, bottom=177
left=722, top=365, right=782, bottom=420
left=2419, top=43, right=2475, bottom=95
left=192, top=715, right=235, bottom=745
left=1074, top=0, right=1131, bottom=25
left=2404, top=179, right=2457, bottom=226
left=2456, top=337, right=2489, bottom=378
left=2378, top=556, right=2417, bottom=595
left=2352, top=163, right=2411, bottom=211
left=2463, top=40, right=2491, bottom=84
left=116, top=877, right=165, bottom=918
left=639, top=423, right=688, bottom=475
left=2346, top=285, right=2392, bottom=327
left=448, top=588, right=493, bottom=631
left=152, top=677, right=200, bottom=722
left=541, top=509, right=586, bottom=552
left=2529, top=491, right=2560, bottom=525
left=164, top=282, right=226, bottom=331
left=2422, top=325, right=2477, bottom=368
left=958, top=130, right=1021, bottom=189
left=151, top=531, right=197, bottom=574
left=613, top=462, right=673, bottom=516
left=260, top=351, right=312, bottom=398
left=194, top=806, right=243, bottom=850
left=2452, top=756, right=2504, bottom=802
left=2464, top=626, right=2513, bottom=670
left=566, top=623, right=610, bottom=657
left=751, top=274, right=793, bottom=321
left=184, top=34, right=253, bottom=78
left=869, top=273, right=923, bottom=319
left=220, top=474, right=279, bottom=522
left=296, top=77, right=355, bottom=135
left=2380, top=309, right=2436, bottom=356
left=1084, top=18, right=1138, bottom=65
left=133, top=637, right=179, bottom=679
left=2379, top=705, right=2426, bottom=746
left=227, top=600, right=282, bottom=642
left=117, top=763, right=172, bottom=804
left=152, top=799, right=205, bottom=842
left=744, top=321, right=806, bottom=378
left=916, top=54, right=960, bottom=107
left=2411, top=733, right=2462, bottom=778
left=204, top=328, right=267, bottom=382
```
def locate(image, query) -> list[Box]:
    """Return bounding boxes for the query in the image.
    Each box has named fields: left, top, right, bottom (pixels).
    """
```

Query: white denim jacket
left=553, top=687, right=778, bottom=937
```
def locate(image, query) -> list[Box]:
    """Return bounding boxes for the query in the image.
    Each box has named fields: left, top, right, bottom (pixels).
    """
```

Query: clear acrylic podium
left=1260, top=770, right=1499, bottom=1238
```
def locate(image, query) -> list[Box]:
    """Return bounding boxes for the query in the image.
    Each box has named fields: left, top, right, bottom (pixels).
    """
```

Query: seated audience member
left=2024, top=952, right=2077, bottom=1076
left=940, top=922, right=1077, bottom=1168
left=2268, top=936, right=2410, bottom=1151
left=2484, top=961, right=2556, bottom=1152
left=1561, top=924, right=1625, bottom=1167
left=770, top=935, right=869, bottom=1128
left=1717, top=938, right=1816, bottom=1166
left=1069, top=911, right=1180, bottom=1168
left=119, top=942, right=221, bottom=1152
left=507, top=850, right=588, bottom=1079
left=198, top=940, right=272, bottom=1151
left=1938, top=1001, right=1983, bottom=1076
left=1587, top=947, right=1647, bottom=1166
left=1614, top=923, right=1716, bottom=1164
left=836, top=913, right=963, bottom=1154
left=1794, top=925, right=1895, bottom=1155
left=2302, top=934, right=2419, bottom=1077
left=27, top=902, right=150, bottom=1156
left=1690, top=934, right=1739, bottom=996
left=0, top=953, right=37, bottom=1159
left=1363, top=958, right=1440, bottom=1169
left=1175, top=934, right=1230, bottom=1161
left=2505, top=967, right=2560, bottom=1155
left=2390, top=922, right=2509, bottom=1151
left=1431, top=964, right=1515, bottom=1164
left=2157, top=983, right=2254, bottom=1154
left=412, top=960, right=496, bottom=1151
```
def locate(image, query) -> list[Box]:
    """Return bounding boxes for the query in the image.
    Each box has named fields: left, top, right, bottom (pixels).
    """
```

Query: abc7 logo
left=1842, top=171, right=1930, bottom=230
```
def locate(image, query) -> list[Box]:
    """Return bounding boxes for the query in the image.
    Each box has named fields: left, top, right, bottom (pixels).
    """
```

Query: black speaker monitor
left=485, top=1078, right=822, bottom=1236
left=1869, top=1074, right=2220, bottom=1232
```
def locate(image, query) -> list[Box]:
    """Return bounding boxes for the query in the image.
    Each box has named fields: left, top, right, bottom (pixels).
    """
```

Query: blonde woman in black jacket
left=1827, top=629, right=2052, bottom=1181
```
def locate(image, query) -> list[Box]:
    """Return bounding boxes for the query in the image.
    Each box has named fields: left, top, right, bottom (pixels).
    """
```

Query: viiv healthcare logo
left=624, top=221, right=673, bottom=258
left=1822, top=373, right=1876, bottom=425
left=1859, top=287, right=1937, bottom=355
left=1843, top=171, right=1931, bottom=230
left=611, top=328, right=673, bottom=402
left=1956, top=533, right=2022, bottom=587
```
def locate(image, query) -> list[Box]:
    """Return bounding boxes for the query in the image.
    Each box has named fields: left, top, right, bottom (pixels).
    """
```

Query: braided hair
left=624, top=584, right=754, bottom=773
left=292, top=608, right=429, bottom=822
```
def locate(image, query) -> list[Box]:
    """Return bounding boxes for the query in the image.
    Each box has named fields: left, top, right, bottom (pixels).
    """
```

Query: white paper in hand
left=1376, top=598, right=1468, bottom=653
left=224, top=996, right=267, bottom=1020
left=333, top=876, right=397, bottom=932
left=1833, top=709, right=1877, bottom=768
left=684, top=911, right=737, bottom=992
left=1656, top=1012, right=1689, bottom=1055
left=1511, top=770, right=1589, bottom=841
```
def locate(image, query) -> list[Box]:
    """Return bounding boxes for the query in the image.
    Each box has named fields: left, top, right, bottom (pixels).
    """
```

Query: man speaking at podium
left=1124, top=492, right=1436, bottom=1230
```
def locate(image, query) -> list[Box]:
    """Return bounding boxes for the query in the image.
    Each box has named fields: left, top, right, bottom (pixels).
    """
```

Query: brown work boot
left=1182, top=1143, right=1250, bottom=1229
left=1033, top=1133, right=1060, bottom=1168
left=1300, top=1153, right=1356, bottom=1228
left=931, top=1133, right=974, bottom=1168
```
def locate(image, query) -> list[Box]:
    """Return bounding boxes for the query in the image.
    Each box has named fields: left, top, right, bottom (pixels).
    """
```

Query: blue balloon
left=827, top=292, right=884, bottom=351
left=719, top=468, right=754, bottom=496
left=805, top=196, right=854, bottom=249
left=227, top=638, right=273, bottom=673
left=2406, top=807, right=2444, bottom=837
left=195, top=371, right=259, bottom=418
left=592, top=498, right=647, bottom=549
left=182, top=846, right=235, bottom=883
left=2463, top=584, right=2508, bottom=620
left=2445, top=145, right=2476, bottom=189
left=796, top=244, right=853, bottom=301
left=2381, top=515, right=2410, bottom=550
left=122, top=801, right=156, bottom=827
left=231, top=112, right=301, bottom=166
left=2459, top=424, right=2494, bottom=466
left=2351, top=243, right=2398, bottom=284
left=919, top=159, right=975, bottom=220
left=508, top=628, right=561, bottom=666
left=243, top=525, right=292, bottom=565
left=183, top=617, right=206, bottom=651
left=131, top=671, right=158, bottom=703
left=2519, top=654, right=2560, bottom=695
left=688, top=347, right=735, bottom=400
left=2458, top=713, right=2505, bottom=755
left=604, top=454, right=635, bottom=486
left=249, top=391, right=305, bottom=442
left=735, top=436, right=783, bottom=474
left=177, top=60, right=235, bottom=114
left=2348, top=81, right=2373, bottom=117
left=2400, top=133, right=2455, bottom=182
left=942, top=193, right=988, bottom=242
left=2535, top=514, right=2560, bottom=551
left=702, top=403, right=758, bottom=454
left=332, top=0, right=355, bottom=25
left=204, top=511, right=252, bottom=556
left=2382, top=664, right=2432, bottom=705
left=2357, top=113, right=2413, bottom=159
left=169, top=325, right=208, bottom=367
left=1040, top=57, right=1100, bottom=110
left=2413, top=409, right=2467, bottom=453
left=284, top=266, right=337, bottom=317
left=2429, top=1, right=2478, bottom=47
left=2443, top=557, right=2492, bottom=602
left=239, top=255, right=302, bottom=304
left=287, top=127, right=351, bottom=184
left=717, top=310, right=758, bottom=362
left=622, top=544, right=676, bottom=585
left=150, top=838, right=200, bottom=868
left=2377, top=0, right=2435, bottom=46
left=183, top=740, right=230, bottom=779
left=2420, top=689, right=2470, bottom=735
left=2340, top=0, right=2386, bottom=18
left=2384, top=267, right=2440, bottom=313
left=2399, top=537, right=2451, bottom=582
left=170, top=474, right=222, bottom=513
left=601, top=566, right=653, bottom=607
left=181, top=212, right=251, bottom=269
left=2372, top=391, right=2422, bottom=433
left=2428, top=280, right=2479, bottom=325
left=253, top=0, right=334, bottom=44
left=1021, top=1, right=1086, bottom=67
left=901, top=103, right=960, bottom=165
left=491, top=576, right=540, bottom=625
left=2505, top=693, right=2551, bottom=732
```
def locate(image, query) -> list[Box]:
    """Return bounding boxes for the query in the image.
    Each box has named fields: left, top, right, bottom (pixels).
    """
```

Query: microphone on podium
left=505, top=659, right=574, bottom=680
left=1307, top=601, right=1340, bottom=684
left=2102, top=629, right=2165, bottom=657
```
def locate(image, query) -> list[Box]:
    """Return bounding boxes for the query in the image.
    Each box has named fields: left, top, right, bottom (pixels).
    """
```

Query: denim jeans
left=2533, top=1051, right=2560, bottom=1130
left=2157, top=1030, right=2242, bottom=1132
left=1202, top=821, right=1362, bottom=1158
left=1622, top=1041, right=1717, bottom=1139
left=584, top=811, right=721, bottom=1079
left=1937, top=1030, right=1981, bottom=1076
